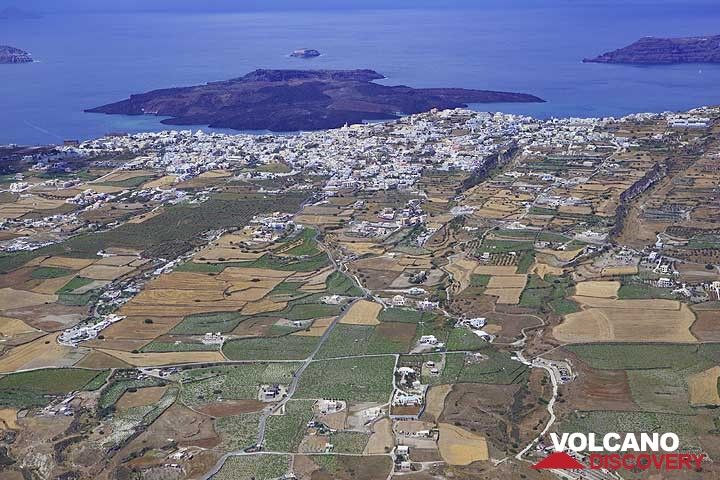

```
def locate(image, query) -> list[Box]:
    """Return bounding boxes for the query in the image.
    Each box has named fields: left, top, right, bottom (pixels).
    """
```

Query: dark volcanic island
left=584, top=35, right=720, bottom=65
left=86, top=69, right=544, bottom=132
left=0, top=45, right=33, bottom=64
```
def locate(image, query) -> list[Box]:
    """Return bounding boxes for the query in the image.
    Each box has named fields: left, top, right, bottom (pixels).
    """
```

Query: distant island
left=584, top=35, right=720, bottom=65
left=0, top=7, right=41, bottom=20
left=290, top=48, right=321, bottom=58
left=0, top=46, right=33, bottom=64
left=86, top=69, right=544, bottom=132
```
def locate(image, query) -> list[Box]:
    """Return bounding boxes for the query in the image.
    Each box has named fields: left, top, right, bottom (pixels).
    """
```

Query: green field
left=140, top=341, right=220, bottom=352
left=446, top=328, right=492, bottom=351
left=316, top=324, right=414, bottom=359
left=617, top=282, right=677, bottom=300
left=296, top=356, right=396, bottom=403
left=212, top=454, right=290, bottom=480
left=223, top=335, right=319, bottom=361
left=519, top=274, right=579, bottom=314
left=98, top=375, right=166, bottom=411
left=564, top=343, right=720, bottom=370
left=326, top=271, right=364, bottom=297
left=215, top=413, right=262, bottom=450
left=170, top=311, right=247, bottom=335
left=0, top=193, right=308, bottom=273
left=0, top=368, right=109, bottom=408
left=265, top=399, right=315, bottom=452
left=426, top=351, right=529, bottom=385
left=179, top=363, right=300, bottom=406
left=330, top=431, right=371, bottom=453
left=57, top=276, right=94, bottom=293
left=30, top=266, right=73, bottom=279
left=379, top=307, right=435, bottom=323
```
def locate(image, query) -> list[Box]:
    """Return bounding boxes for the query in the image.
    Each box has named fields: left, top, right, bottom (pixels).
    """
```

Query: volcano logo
left=532, top=452, right=586, bottom=470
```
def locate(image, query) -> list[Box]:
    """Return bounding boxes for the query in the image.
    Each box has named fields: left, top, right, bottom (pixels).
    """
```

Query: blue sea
left=2, top=3, right=720, bottom=145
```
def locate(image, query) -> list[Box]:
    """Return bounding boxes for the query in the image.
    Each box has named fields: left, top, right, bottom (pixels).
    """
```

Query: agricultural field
left=1, top=105, right=720, bottom=479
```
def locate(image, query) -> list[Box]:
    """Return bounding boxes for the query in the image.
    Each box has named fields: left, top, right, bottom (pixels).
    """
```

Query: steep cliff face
left=0, top=46, right=32, bottom=64
left=584, top=35, right=720, bottom=65
left=86, top=69, right=544, bottom=132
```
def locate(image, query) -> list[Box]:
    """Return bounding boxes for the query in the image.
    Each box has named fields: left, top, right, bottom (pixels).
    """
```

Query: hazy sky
left=3, top=0, right=715, bottom=14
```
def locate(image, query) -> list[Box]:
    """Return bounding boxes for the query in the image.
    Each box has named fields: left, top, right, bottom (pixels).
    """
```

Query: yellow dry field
left=554, top=303, right=697, bottom=343
left=142, top=175, right=178, bottom=189
left=98, top=316, right=182, bottom=346
left=30, top=274, right=75, bottom=294
left=297, top=268, right=334, bottom=292
left=199, top=170, right=233, bottom=179
left=0, top=195, right=66, bottom=219
left=293, top=317, right=334, bottom=337
left=352, top=256, right=405, bottom=272
left=40, top=256, right=96, bottom=270
left=95, top=255, right=138, bottom=267
left=193, top=246, right=264, bottom=263
left=0, top=288, right=57, bottom=311
left=338, top=241, right=385, bottom=256
left=0, top=409, right=18, bottom=430
left=558, top=205, right=593, bottom=215
left=484, top=288, right=523, bottom=305
left=530, top=261, right=565, bottom=278
left=688, top=366, right=720, bottom=407
left=0, top=333, right=84, bottom=373
left=537, top=248, right=583, bottom=262
left=601, top=265, right=639, bottom=276
left=438, top=423, right=489, bottom=465
left=364, top=417, right=394, bottom=454
left=572, top=297, right=679, bottom=310
left=340, top=300, right=382, bottom=325
left=574, top=281, right=620, bottom=298
left=242, top=299, right=288, bottom=315
left=220, top=267, right=293, bottom=280
left=423, top=384, right=452, bottom=423
left=95, top=169, right=156, bottom=183
left=97, top=349, right=226, bottom=367
left=294, top=214, right=344, bottom=226
left=486, top=275, right=527, bottom=289
left=86, top=185, right=125, bottom=194
left=78, top=265, right=135, bottom=281
left=116, top=386, right=168, bottom=410
left=445, top=256, right=479, bottom=293
left=0, top=317, right=40, bottom=337
left=127, top=208, right=165, bottom=224
left=473, top=266, right=518, bottom=276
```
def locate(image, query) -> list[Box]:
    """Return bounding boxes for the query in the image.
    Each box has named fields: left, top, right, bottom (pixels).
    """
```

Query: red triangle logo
left=532, top=452, right=586, bottom=470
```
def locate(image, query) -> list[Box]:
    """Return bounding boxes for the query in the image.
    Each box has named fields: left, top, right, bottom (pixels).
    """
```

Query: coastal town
left=0, top=105, right=719, bottom=480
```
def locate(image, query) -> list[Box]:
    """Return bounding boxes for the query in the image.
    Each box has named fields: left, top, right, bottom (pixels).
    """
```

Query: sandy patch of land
left=142, top=175, right=178, bottom=189
left=0, top=408, right=19, bottom=429
left=437, top=423, right=489, bottom=465
left=0, top=333, right=87, bottom=373
left=554, top=303, right=696, bottom=343
left=423, top=384, right=452, bottom=423
left=472, top=266, right=518, bottom=276
left=486, top=274, right=527, bottom=289
left=78, top=264, right=135, bottom=281
left=484, top=288, right=523, bottom=305
left=574, top=281, right=620, bottom=298
left=117, top=386, right=168, bottom=410
left=97, top=349, right=226, bottom=367
left=688, top=366, right=720, bottom=407
left=30, top=274, right=76, bottom=295
left=293, top=317, right=335, bottom=337
left=340, top=300, right=382, bottom=325
left=0, top=316, right=41, bottom=337
left=601, top=265, right=639, bottom=277
left=364, top=417, right=394, bottom=454
left=444, top=255, right=479, bottom=293
left=242, top=299, right=288, bottom=316
left=0, top=288, right=57, bottom=311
